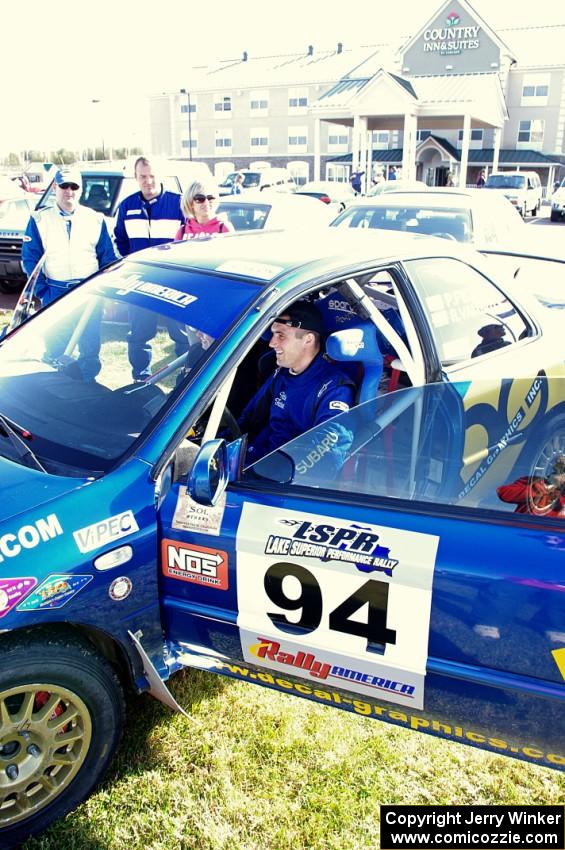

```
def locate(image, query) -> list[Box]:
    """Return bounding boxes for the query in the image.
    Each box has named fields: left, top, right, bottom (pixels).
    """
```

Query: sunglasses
left=59, top=183, right=79, bottom=190
left=193, top=194, right=216, bottom=203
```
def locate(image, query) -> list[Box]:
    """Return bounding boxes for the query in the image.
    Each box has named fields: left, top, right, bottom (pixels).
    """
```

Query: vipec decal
left=0, top=577, right=37, bottom=618
left=161, top=540, right=229, bottom=590
left=268, top=518, right=398, bottom=576
left=73, top=510, right=139, bottom=554
left=17, top=574, right=93, bottom=611
left=0, top=514, right=63, bottom=563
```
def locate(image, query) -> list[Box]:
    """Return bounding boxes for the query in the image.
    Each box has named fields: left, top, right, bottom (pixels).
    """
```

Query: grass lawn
left=23, top=668, right=564, bottom=850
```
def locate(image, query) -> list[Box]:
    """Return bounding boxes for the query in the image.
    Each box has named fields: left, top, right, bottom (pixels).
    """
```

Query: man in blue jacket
left=114, top=156, right=188, bottom=382
left=239, top=301, right=355, bottom=476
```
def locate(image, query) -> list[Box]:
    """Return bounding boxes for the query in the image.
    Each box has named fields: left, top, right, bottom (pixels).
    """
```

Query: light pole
left=180, top=88, right=193, bottom=161
left=91, top=99, right=105, bottom=160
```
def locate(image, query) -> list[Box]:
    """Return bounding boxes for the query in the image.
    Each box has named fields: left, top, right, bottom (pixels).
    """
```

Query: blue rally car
left=0, top=229, right=564, bottom=845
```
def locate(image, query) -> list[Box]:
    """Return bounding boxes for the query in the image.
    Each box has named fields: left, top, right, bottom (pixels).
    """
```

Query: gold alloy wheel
left=0, top=683, right=92, bottom=827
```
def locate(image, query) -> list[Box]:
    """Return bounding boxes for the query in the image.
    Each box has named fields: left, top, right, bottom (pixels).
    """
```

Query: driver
left=238, top=301, right=356, bottom=468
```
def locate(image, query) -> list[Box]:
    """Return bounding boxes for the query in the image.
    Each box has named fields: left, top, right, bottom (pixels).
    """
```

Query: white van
left=218, top=168, right=296, bottom=196
left=484, top=170, right=542, bottom=217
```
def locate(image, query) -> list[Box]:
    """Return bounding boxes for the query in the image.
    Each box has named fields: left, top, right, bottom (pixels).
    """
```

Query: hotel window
left=417, top=130, right=431, bottom=142
left=181, top=132, right=198, bottom=152
left=180, top=101, right=196, bottom=114
left=457, top=129, right=483, bottom=144
left=215, top=129, right=232, bottom=151
left=249, top=90, right=269, bottom=115
left=214, top=94, right=232, bottom=117
left=326, top=163, right=349, bottom=182
left=521, top=74, right=550, bottom=106
left=327, top=132, right=349, bottom=151
left=372, top=131, right=389, bottom=150
left=288, top=87, right=308, bottom=112
left=250, top=128, right=269, bottom=153
left=288, top=126, right=308, bottom=153
left=517, top=120, right=544, bottom=148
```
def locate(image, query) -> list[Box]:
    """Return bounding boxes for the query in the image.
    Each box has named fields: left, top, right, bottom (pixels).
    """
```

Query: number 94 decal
left=236, top=504, right=439, bottom=710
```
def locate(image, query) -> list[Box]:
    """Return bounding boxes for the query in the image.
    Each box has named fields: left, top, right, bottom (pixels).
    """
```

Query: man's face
left=55, top=182, right=81, bottom=212
left=269, top=320, right=314, bottom=372
left=136, top=163, right=159, bottom=200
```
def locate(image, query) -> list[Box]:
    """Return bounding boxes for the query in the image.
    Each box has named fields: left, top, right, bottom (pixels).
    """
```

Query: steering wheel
left=192, top=406, right=241, bottom=443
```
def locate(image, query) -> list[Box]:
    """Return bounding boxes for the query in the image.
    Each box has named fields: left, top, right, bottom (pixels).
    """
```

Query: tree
left=49, top=149, right=76, bottom=165
left=4, top=152, right=20, bottom=167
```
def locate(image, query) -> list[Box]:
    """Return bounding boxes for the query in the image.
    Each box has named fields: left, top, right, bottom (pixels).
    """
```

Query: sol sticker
left=17, top=574, right=93, bottom=611
left=172, top=486, right=226, bottom=536
left=0, top=577, right=37, bottom=618
left=235, top=504, right=439, bottom=710
left=161, top=540, right=229, bottom=590
left=109, top=576, right=132, bottom=601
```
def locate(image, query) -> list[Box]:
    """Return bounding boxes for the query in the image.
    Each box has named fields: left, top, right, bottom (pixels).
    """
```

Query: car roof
left=131, top=226, right=479, bottom=283
left=345, top=188, right=507, bottom=208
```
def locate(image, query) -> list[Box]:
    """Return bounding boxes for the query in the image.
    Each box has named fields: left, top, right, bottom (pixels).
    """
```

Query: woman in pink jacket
left=175, top=180, right=233, bottom=239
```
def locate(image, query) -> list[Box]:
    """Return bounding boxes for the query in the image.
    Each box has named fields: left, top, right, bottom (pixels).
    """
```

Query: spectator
left=175, top=181, right=233, bottom=239
left=21, top=166, right=118, bottom=379
left=231, top=173, right=245, bottom=194
left=238, top=301, right=355, bottom=472
left=446, top=171, right=455, bottom=187
left=22, top=166, right=116, bottom=309
left=476, top=170, right=486, bottom=188
left=114, top=156, right=184, bottom=256
left=114, top=156, right=187, bottom=382
left=349, top=169, right=365, bottom=195
left=388, top=166, right=397, bottom=181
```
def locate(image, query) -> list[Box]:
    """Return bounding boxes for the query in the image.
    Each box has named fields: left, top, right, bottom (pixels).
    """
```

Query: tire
left=0, top=630, right=125, bottom=849
left=527, top=414, right=565, bottom=481
left=531, top=202, right=538, bottom=217
left=0, top=279, right=24, bottom=295
left=550, top=210, right=559, bottom=222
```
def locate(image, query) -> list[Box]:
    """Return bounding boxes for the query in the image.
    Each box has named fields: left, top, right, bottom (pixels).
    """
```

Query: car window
left=243, top=378, right=565, bottom=520
left=217, top=203, right=270, bottom=230
left=404, top=258, right=531, bottom=365
left=332, top=205, right=472, bottom=242
left=483, top=253, right=565, bottom=309
left=80, top=176, right=122, bottom=213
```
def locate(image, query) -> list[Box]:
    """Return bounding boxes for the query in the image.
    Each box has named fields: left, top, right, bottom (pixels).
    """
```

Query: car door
left=157, top=378, right=565, bottom=769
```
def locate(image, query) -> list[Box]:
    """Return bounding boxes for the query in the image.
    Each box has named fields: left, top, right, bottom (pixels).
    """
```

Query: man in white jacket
left=21, top=167, right=118, bottom=380
left=22, top=166, right=117, bottom=308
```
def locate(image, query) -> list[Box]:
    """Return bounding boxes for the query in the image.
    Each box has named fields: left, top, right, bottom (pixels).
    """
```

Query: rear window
left=332, top=204, right=472, bottom=242
left=485, top=175, right=526, bottom=190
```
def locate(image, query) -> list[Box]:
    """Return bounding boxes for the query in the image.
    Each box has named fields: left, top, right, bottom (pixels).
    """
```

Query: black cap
left=274, top=301, right=325, bottom=336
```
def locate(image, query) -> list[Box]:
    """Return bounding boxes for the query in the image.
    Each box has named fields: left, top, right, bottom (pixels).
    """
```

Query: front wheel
left=0, top=630, right=124, bottom=848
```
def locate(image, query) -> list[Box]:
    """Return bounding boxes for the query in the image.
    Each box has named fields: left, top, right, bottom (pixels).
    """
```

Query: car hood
left=0, top=454, right=87, bottom=525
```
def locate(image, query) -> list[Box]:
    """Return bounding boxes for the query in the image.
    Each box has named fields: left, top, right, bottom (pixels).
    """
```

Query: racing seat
left=87, top=184, right=110, bottom=210
left=325, top=321, right=383, bottom=406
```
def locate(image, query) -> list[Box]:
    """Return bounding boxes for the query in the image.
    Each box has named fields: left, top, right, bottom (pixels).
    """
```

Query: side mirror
left=188, top=439, right=228, bottom=506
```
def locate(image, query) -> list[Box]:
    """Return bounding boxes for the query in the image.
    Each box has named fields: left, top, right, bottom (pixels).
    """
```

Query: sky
left=1, top=0, right=564, bottom=157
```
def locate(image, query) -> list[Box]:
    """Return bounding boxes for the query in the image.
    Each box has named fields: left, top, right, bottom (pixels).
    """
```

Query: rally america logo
left=269, top=518, right=398, bottom=575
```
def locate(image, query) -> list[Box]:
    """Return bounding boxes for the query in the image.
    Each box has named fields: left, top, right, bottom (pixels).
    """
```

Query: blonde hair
left=181, top=180, right=220, bottom=218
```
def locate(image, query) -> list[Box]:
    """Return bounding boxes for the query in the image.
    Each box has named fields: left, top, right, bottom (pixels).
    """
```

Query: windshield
left=0, top=262, right=260, bottom=477
left=221, top=172, right=261, bottom=188
left=332, top=204, right=472, bottom=242
left=485, top=175, right=525, bottom=190
left=0, top=197, right=34, bottom=229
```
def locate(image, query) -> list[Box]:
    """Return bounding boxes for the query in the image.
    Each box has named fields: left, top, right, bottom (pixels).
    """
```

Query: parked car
left=295, top=180, right=355, bottom=212
left=0, top=229, right=564, bottom=846
left=0, top=180, right=35, bottom=293
left=217, top=192, right=335, bottom=230
left=550, top=178, right=565, bottom=222
left=484, top=171, right=543, bottom=218
left=218, top=168, right=296, bottom=196
left=329, top=188, right=525, bottom=249
left=368, top=179, right=428, bottom=196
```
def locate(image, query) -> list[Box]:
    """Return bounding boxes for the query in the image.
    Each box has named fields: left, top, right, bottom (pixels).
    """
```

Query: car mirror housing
left=188, top=439, right=229, bottom=506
